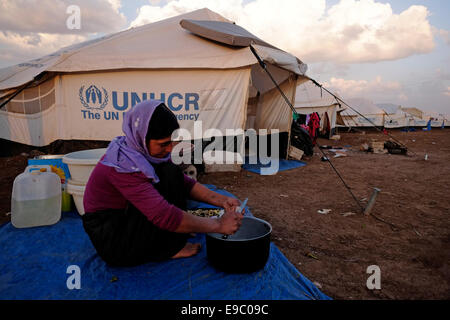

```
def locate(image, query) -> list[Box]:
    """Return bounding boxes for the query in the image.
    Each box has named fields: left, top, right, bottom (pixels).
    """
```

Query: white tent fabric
left=0, top=9, right=306, bottom=91
left=339, top=99, right=448, bottom=128
left=424, top=112, right=447, bottom=127
left=0, top=10, right=245, bottom=90
left=60, top=69, right=250, bottom=141
left=377, top=103, right=401, bottom=115
left=294, top=80, right=338, bottom=110
left=340, top=98, right=386, bottom=127
left=401, top=107, right=424, bottom=119
left=294, top=80, right=342, bottom=137
left=0, top=8, right=307, bottom=147
left=381, top=106, right=434, bottom=128
left=254, top=77, right=297, bottom=132
left=383, top=109, right=413, bottom=128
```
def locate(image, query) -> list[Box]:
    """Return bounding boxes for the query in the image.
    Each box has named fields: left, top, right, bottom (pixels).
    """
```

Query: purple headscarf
left=101, top=99, right=171, bottom=183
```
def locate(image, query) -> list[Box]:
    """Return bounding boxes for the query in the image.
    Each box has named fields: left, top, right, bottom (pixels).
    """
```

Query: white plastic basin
left=66, top=180, right=86, bottom=215
left=62, top=148, right=106, bottom=184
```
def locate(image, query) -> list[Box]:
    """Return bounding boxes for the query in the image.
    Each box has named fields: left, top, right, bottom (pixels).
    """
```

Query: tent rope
left=308, top=77, right=417, bottom=157
left=341, top=108, right=363, bottom=131
left=316, top=142, right=365, bottom=213
left=249, top=46, right=297, bottom=115
left=249, top=45, right=364, bottom=212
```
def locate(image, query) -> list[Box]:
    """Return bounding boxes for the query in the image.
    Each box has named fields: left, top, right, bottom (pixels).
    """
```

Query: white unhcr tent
left=294, top=80, right=344, bottom=138
left=382, top=107, right=448, bottom=129
left=423, top=112, right=446, bottom=128
left=338, top=99, right=447, bottom=130
left=383, top=108, right=414, bottom=128
left=0, top=8, right=308, bottom=150
left=340, top=98, right=386, bottom=128
left=378, top=105, right=427, bottom=128
left=399, top=107, right=429, bottom=127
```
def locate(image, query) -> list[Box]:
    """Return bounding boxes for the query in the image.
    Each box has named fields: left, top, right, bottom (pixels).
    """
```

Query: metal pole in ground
left=364, top=187, right=381, bottom=215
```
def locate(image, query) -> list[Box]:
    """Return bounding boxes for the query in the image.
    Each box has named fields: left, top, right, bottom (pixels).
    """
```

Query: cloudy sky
left=0, top=0, right=449, bottom=113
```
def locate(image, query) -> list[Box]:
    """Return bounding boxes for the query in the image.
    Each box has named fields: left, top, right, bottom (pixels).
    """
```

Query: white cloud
left=398, top=93, right=408, bottom=101
left=130, top=0, right=435, bottom=64
left=130, top=0, right=243, bottom=28
left=435, top=69, right=450, bottom=81
left=324, top=76, right=403, bottom=99
left=0, top=0, right=126, bottom=68
left=444, top=87, right=450, bottom=97
left=307, top=62, right=351, bottom=79
left=439, top=29, right=450, bottom=46
left=148, top=0, right=163, bottom=5
left=0, top=31, right=88, bottom=66
left=107, top=0, right=122, bottom=13
left=0, top=0, right=126, bottom=34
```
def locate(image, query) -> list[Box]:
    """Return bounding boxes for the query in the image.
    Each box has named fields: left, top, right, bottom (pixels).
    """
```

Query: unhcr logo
left=79, top=85, right=109, bottom=110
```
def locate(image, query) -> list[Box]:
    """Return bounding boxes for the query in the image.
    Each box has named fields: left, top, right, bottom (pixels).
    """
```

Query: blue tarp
left=242, top=157, right=307, bottom=175
left=0, top=185, right=330, bottom=300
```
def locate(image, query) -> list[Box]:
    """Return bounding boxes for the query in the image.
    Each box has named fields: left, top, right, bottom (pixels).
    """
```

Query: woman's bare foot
left=172, top=242, right=201, bottom=259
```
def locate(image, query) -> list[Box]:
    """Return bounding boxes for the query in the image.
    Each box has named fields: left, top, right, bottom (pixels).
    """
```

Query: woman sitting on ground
left=82, top=99, right=243, bottom=267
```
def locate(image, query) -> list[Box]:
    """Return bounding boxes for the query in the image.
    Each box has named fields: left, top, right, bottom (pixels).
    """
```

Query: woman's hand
left=218, top=205, right=244, bottom=235
left=190, top=184, right=243, bottom=214
left=221, top=197, right=241, bottom=213
left=219, top=197, right=244, bottom=234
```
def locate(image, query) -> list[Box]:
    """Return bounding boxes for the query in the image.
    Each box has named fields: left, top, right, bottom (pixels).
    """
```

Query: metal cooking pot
left=205, top=216, right=272, bottom=273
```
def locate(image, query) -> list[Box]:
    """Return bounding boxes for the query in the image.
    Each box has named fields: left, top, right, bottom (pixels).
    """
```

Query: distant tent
left=340, top=100, right=447, bottom=129
left=340, top=98, right=385, bottom=127
left=401, top=107, right=424, bottom=119
left=377, top=103, right=401, bottom=115
left=424, top=112, right=447, bottom=128
left=293, top=80, right=344, bottom=138
left=334, top=97, right=447, bottom=130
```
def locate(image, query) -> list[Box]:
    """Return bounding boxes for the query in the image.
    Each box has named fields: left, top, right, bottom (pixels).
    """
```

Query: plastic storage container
left=63, top=148, right=106, bottom=215
left=28, top=155, right=71, bottom=183
left=61, top=184, right=72, bottom=212
left=62, top=148, right=106, bottom=184
left=25, top=164, right=52, bottom=173
left=26, top=159, right=72, bottom=212
left=11, top=168, right=61, bottom=228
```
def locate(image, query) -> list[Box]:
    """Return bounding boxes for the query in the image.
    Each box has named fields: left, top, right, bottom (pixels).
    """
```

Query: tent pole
left=249, top=45, right=298, bottom=116
left=0, top=73, right=45, bottom=110
left=285, top=75, right=297, bottom=160
left=0, top=81, right=34, bottom=110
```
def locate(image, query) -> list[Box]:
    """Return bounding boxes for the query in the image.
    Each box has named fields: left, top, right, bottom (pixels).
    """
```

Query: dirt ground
left=1, top=130, right=449, bottom=300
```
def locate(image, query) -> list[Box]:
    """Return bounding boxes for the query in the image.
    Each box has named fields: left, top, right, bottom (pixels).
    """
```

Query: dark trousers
left=82, top=162, right=190, bottom=267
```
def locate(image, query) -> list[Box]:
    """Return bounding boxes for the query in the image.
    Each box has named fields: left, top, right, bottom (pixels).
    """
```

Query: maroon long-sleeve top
left=83, top=161, right=197, bottom=232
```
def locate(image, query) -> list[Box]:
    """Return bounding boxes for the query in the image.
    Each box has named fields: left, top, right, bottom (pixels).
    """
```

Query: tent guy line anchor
left=364, top=187, right=381, bottom=216
left=249, top=44, right=365, bottom=213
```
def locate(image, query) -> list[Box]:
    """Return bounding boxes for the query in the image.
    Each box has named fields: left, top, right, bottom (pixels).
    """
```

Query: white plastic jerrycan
left=11, top=166, right=62, bottom=228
